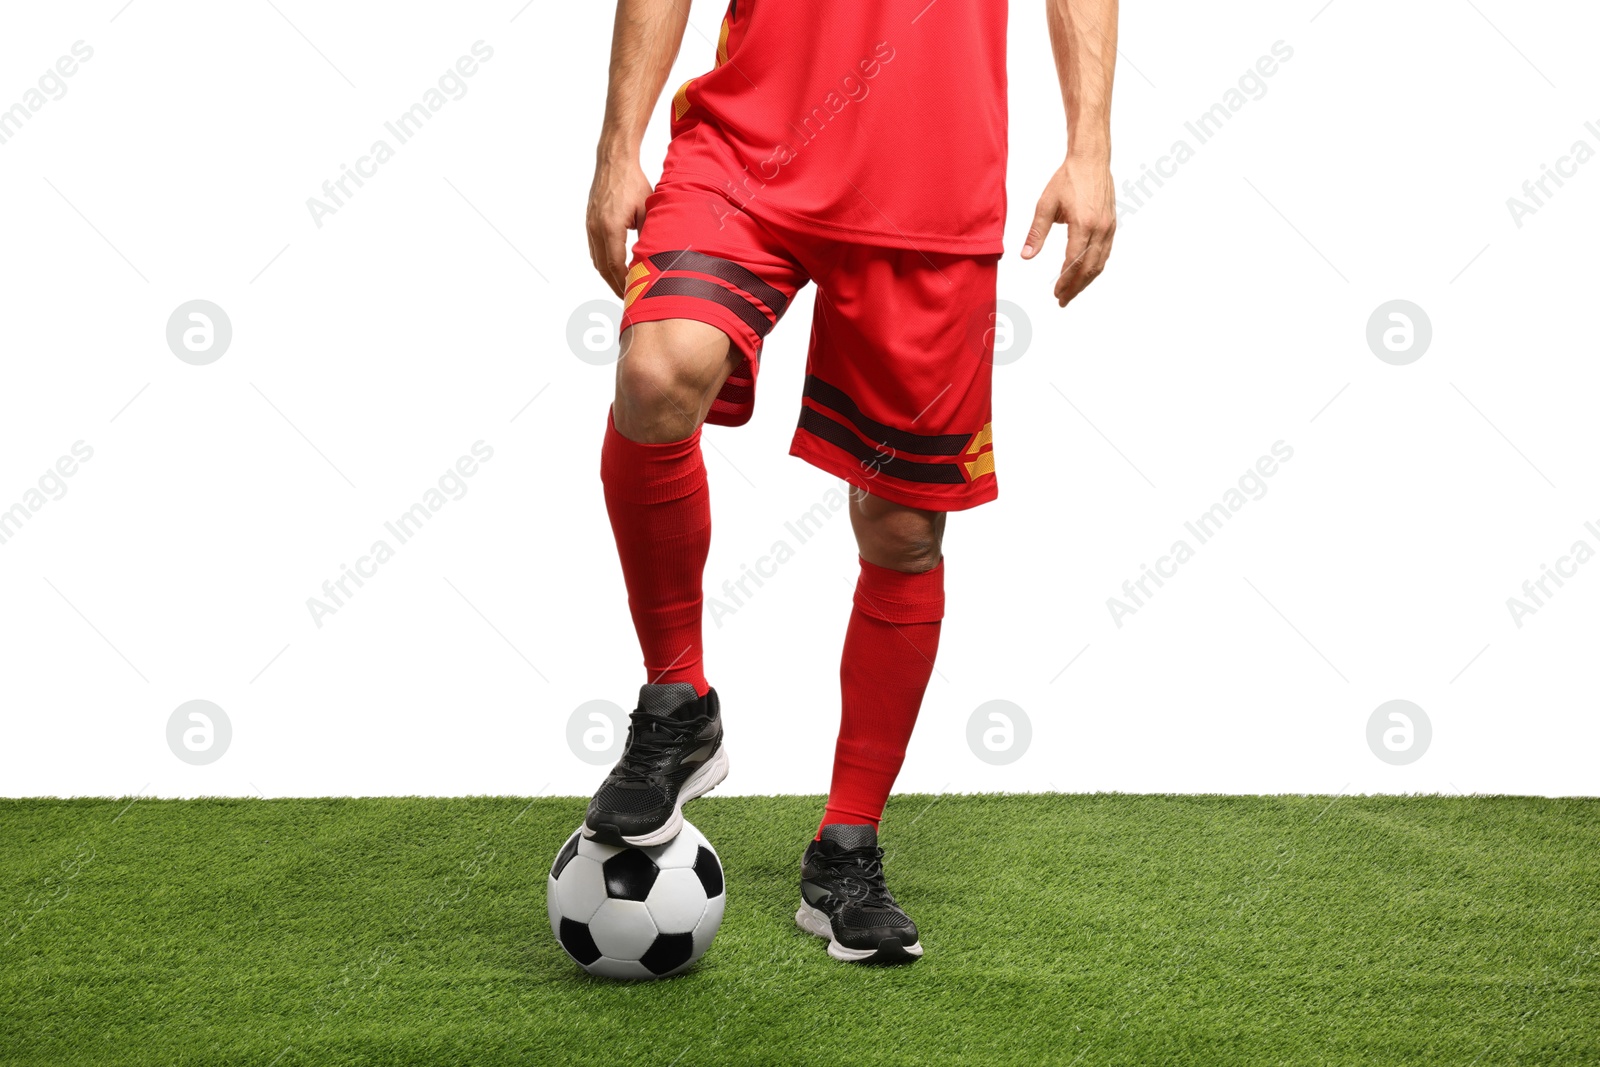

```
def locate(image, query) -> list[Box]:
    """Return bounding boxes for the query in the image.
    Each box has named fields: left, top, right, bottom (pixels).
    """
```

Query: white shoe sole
left=584, top=744, right=730, bottom=848
left=795, top=900, right=924, bottom=963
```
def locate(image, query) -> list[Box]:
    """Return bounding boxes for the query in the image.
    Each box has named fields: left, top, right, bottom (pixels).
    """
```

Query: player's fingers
left=584, top=214, right=613, bottom=295
left=1056, top=250, right=1100, bottom=306
left=1054, top=223, right=1093, bottom=306
left=1056, top=225, right=1113, bottom=306
left=1021, top=198, right=1058, bottom=259
left=600, top=218, right=629, bottom=298
left=585, top=224, right=601, bottom=284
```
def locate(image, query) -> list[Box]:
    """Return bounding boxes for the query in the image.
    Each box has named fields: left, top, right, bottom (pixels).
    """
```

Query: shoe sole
left=795, top=900, right=923, bottom=964
left=583, top=744, right=730, bottom=848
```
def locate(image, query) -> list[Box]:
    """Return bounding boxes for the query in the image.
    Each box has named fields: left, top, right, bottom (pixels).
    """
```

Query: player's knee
left=873, top=533, right=942, bottom=574
left=614, top=352, right=687, bottom=423
left=856, top=503, right=944, bottom=573
left=614, top=349, right=706, bottom=442
left=612, top=321, right=733, bottom=442
left=852, top=490, right=946, bottom=572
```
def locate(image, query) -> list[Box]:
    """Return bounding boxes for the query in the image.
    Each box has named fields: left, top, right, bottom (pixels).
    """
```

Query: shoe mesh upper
left=637, top=682, right=701, bottom=718
left=818, top=824, right=877, bottom=850
left=804, top=829, right=918, bottom=938
left=587, top=685, right=711, bottom=826
left=592, top=780, right=669, bottom=814
left=838, top=903, right=915, bottom=930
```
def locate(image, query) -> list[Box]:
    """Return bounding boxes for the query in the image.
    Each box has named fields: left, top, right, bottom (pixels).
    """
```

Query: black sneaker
left=795, top=824, right=923, bottom=963
left=583, top=683, right=729, bottom=847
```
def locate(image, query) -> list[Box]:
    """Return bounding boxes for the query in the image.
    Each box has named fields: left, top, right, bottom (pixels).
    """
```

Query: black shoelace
left=815, top=846, right=898, bottom=909
left=613, top=712, right=702, bottom=783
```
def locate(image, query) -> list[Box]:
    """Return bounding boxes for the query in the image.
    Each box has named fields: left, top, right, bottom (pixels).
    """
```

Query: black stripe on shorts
left=641, top=276, right=773, bottom=338
left=803, top=375, right=972, bottom=457
left=797, top=407, right=966, bottom=485
left=649, top=250, right=788, bottom=317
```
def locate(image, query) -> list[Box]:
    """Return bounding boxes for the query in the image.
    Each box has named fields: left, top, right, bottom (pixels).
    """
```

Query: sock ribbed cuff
left=852, top=556, right=945, bottom=625
left=600, top=408, right=705, bottom=504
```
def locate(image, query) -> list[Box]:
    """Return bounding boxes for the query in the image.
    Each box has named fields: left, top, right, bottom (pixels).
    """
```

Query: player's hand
left=586, top=158, right=653, bottom=298
left=1021, top=155, right=1116, bottom=308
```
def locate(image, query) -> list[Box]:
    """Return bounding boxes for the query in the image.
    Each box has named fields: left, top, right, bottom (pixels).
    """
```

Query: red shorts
left=618, top=178, right=999, bottom=512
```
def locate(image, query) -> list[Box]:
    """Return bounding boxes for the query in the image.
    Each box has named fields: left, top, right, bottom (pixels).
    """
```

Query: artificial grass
left=1, top=795, right=1596, bottom=1066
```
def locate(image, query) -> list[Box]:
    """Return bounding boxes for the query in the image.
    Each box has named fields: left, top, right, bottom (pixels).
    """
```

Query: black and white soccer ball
left=547, top=820, right=726, bottom=979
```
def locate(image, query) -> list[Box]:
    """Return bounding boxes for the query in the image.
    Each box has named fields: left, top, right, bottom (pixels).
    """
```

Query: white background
left=1, top=1, right=1595, bottom=800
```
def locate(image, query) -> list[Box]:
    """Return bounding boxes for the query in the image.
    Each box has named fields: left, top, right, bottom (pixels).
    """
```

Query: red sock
left=600, top=409, right=711, bottom=695
left=819, top=557, right=944, bottom=835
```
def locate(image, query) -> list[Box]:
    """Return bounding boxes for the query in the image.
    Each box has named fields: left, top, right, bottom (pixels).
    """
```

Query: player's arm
left=587, top=0, right=691, bottom=296
left=1022, top=0, right=1118, bottom=308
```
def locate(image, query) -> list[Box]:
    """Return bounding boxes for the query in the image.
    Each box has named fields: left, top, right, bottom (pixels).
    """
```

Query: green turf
left=1, top=795, right=1597, bottom=1066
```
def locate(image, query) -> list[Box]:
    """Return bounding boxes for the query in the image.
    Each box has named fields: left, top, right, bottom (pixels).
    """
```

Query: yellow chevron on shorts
left=962, top=422, right=995, bottom=480
left=622, top=262, right=653, bottom=309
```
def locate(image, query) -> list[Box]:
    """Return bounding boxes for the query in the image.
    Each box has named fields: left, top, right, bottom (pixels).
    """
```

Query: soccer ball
left=547, top=820, right=726, bottom=979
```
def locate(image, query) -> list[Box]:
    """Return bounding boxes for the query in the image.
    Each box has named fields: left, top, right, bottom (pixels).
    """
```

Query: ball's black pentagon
left=693, top=846, right=723, bottom=897
left=603, top=848, right=659, bottom=901
left=639, top=932, right=695, bottom=976
left=550, top=833, right=581, bottom=879
left=558, top=918, right=601, bottom=965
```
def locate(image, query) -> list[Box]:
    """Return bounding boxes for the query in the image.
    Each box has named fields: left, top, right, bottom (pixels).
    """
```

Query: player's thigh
left=613, top=318, right=740, bottom=442
left=790, top=248, right=1000, bottom=512
left=618, top=180, right=809, bottom=434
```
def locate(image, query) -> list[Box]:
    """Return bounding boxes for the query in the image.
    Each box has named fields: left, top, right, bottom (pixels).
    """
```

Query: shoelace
left=612, top=711, right=702, bottom=784
left=814, top=846, right=898, bottom=909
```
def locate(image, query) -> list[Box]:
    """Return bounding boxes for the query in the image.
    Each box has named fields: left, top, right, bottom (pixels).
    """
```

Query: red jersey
left=662, top=0, right=1009, bottom=255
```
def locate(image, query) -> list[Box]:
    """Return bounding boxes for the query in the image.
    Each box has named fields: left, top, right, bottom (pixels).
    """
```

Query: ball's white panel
left=554, top=855, right=608, bottom=922
left=577, top=834, right=625, bottom=863
left=644, top=867, right=709, bottom=933
left=650, top=822, right=707, bottom=869
left=589, top=898, right=659, bottom=960
left=691, top=889, right=727, bottom=960
left=546, top=874, right=563, bottom=938
left=584, top=957, right=654, bottom=981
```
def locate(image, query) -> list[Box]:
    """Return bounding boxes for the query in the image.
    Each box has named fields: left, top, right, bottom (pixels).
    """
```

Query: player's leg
left=589, top=319, right=735, bottom=848
left=604, top=318, right=739, bottom=695
left=788, top=245, right=998, bottom=963
left=587, top=179, right=808, bottom=847
left=797, top=491, right=944, bottom=963
left=822, top=490, right=945, bottom=833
